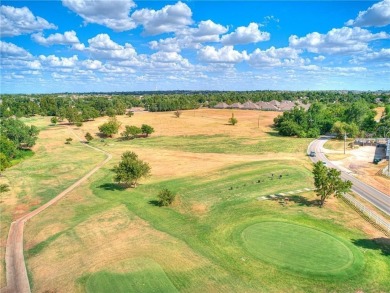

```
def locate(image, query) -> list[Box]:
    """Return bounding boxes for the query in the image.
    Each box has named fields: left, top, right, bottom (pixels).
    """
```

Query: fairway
left=85, top=258, right=178, bottom=293
left=242, top=222, right=362, bottom=277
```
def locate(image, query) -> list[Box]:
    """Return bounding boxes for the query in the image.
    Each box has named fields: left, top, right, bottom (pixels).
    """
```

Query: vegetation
left=65, top=137, right=73, bottom=144
left=228, top=113, right=238, bottom=125
left=112, top=151, right=151, bottom=187
left=50, top=117, right=58, bottom=125
left=98, top=117, right=121, bottom=137
left=312, top=161, right=352, bottom=207
left=174, top=110, right=182, bottom=118
left=85, top=132, right=93, bottom=142
left=157, top=189, right=176, bottom=206
left=141, top=124, right=154, bottom=137
left=121, top=125, right=141, bottom=140
left=0, top=184, right=10, bottom=193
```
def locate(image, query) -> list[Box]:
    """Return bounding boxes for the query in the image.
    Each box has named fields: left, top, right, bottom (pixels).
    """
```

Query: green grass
left=241, top=221, right=363, bottom=278
left=104, top=134, right=312, bottom=154
left=85, top=258, right=178, bottom=293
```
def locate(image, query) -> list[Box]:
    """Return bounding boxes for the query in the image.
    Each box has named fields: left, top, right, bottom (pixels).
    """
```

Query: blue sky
left=1, top=0, right=390, bottom=93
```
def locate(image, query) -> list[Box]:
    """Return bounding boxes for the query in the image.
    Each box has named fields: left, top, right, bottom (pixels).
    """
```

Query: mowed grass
left=324, top=138, right=355, bottom=151
left=241, top=222, right=362, bottom=277
left=15, top=110, right=390, bottom=292
left=86, top=258, right=178, bottom=293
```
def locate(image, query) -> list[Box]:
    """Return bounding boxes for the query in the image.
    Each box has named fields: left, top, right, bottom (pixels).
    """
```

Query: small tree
left=157, top=189, right=176, bottom=206
left=51, top=117, right=58, bottom=125
left=112, top=151, right=151, bottom=187
left=65, top=137, right=73, bottom=144
left=228, top=113, right=238, bottom=126
left=98, top=117, right=121, bottom=137
left=312, top=161, right=352, bottom=207
left=85, top=132, right=93, bottom=143
left=174, top=110, right=182, bottom=118
left=141, top=124, right=154, bottom=137
left=121, top=125, right=142, bottom=139
left=127, top=111, right=134, bottom=117
left=0, top=153, right=11, bottom=172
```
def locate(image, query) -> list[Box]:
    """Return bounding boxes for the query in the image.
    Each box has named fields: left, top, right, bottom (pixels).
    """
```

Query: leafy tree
left=106, top=108, right=117, bottom=117
left=141, top=124, right=154, bottom=137
left=0, top=153, right=11, bottom=172
left=64, top=107, right=82, bottom=124
left=312, top=161, right=352, bottom=207
left=121, top=125, right=142, bottom=139
left=157, top=188, right=176, bottom=206
left=112, top=151, right=151, bottom=187
left=0, top=136, right=17, bottom=158
left=65, top=137, right=73, bottom=144
left=98, top=117, right=121, bottom=137
left=85, top=132, right=93, bottom=142
left=0, top=184, right=10, bottom=193
left=331, top=121, right=359, bottom=139
left=228, top=113, right=238, bottom=125
left=0, top=118, right=39, bottom=148
left=51, top=117, right=58, bottom=125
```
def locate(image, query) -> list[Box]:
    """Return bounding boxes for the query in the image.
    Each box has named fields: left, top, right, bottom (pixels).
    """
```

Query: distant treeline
left=1, top=91, right=389, bottom=118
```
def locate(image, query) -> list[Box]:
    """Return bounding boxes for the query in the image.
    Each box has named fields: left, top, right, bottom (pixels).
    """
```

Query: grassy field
left=3, top=110, right=389, bottom=292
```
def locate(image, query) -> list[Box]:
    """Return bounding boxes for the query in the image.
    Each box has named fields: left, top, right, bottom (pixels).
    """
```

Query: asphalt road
left=308, top=136, right=390, bottom=216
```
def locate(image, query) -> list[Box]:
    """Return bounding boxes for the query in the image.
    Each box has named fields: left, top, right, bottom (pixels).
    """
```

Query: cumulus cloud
left=132, top=1, right=192, bottom=35
left=0, top=5, right=56, bottom=37
left=314, top=55, right=326, bottom=61
left=0, top=41, right=32, bottom=59
left=248, top=47, right=304, bottom=67
left=346, top=0, right=390, bottom=27
left=221, top=23, right=270, bottom=45
left=150, top=20, right=228, bottom=52
left=82, top=59, right=103, bottom=70
left=32, top=30, right=80, bottom=46
left=85, top=33, right=137, bottom=60
left=62, top=0, right=136, bottom=31
left=351, top=48, right=390, bottom=63
left=198, top=46, right=248, bottom=63
left=289, top=27, right=389, bottom=54
left=39, top=54, right=78, bottom=67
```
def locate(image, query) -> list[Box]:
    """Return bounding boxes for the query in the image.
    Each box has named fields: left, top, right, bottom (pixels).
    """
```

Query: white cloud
left=132, top=1, right=192, bottom=35
left=198, top=46, right=248, bottom=63
left=149, top=20, right=228, bottom=52
left=82, top=59, right=103, bottom=70
left=346, top=0, right=390, bottom=27
left=289, top=27, right=389, bottom=54
left=85, top=34, right=137, bottom=60
left=248, top=46, right=304, bottom=67
left=221, top=23, right=270, bottom=45
left=351, top=48, right=390, bottom=63
left=32, top=30, right=80, bottom=46
left=39, top=55, right=78, bottom=67
left=62, top=0, right=136, bottom=31
left=0, top=41, right=32, bottom=59
left=0, top=5, right=56, bottom=37
left=314, top=55, right=326, bottom=61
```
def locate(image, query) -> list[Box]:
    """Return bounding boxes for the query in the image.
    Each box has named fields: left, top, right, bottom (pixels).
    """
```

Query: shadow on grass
left=352, top=238, right=390, bottom=256
left=98, top=183, right=126, bottom=191
left=282, top=195, right=320, bottom=207
left=148, top=200, right=161, bottom=207
left=265, top=131, right=282, bottom=137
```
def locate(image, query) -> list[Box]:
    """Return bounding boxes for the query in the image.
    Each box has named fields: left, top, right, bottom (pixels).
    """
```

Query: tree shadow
left=98, top=183, right=126, bottom=191
left=265, top=131, right=282, bottom=137
left=352, top=238, right=390, bottom=256
left=148, top=200, right=161, bottom=207
left=281, top=195, right=320, bottom=207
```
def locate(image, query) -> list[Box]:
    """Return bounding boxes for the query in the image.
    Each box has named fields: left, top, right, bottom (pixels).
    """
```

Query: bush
left=228, top=113, right=238, bottom=125
left=157, top=189, right=176, bottom=206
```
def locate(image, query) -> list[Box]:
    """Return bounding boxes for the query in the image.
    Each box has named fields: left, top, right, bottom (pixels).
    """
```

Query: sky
left=1, top=0, right=390, bottom=93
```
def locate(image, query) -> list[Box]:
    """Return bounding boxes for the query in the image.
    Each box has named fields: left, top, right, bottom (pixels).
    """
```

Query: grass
left=241, top=221, right=363, bottom=278
left=85, top=258, right=178, bottom=293
left=324, top=138, right=355, bottom=151
left=8, top=110, right=389, bottom=292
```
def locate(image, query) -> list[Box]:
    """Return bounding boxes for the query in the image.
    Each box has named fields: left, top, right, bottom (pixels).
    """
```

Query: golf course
left=0, top=109, right=389, bottom=292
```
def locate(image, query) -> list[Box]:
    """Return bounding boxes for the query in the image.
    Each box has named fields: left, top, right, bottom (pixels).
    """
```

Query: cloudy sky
left=1, top=0, right=390, bottom=93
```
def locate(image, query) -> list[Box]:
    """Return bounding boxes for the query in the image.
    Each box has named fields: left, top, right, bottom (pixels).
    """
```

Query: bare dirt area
left=323, top=144, right=389, bottom=196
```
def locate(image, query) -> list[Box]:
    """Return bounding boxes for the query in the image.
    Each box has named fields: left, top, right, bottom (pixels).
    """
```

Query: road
left=308, top=136, right=390, bottom=216
left=0, top=128, right=112, bottom=293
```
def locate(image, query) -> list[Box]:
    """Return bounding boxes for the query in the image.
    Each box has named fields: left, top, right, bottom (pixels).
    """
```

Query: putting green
left=242, top=221, right=359, bottom=276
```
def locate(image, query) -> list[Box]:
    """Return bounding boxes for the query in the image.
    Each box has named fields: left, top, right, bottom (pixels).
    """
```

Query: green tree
left=228, top=113, right=238, bottom=125
left=0, top=118, right=39, bottom=148
left=65, top=137, right=73, bottom=144
left=0, top=136, right=17, bottom=158
left=331, top=121, right=359, bottom=139
left=112, top=151, right=151, bottom=187
left=85, top=132, right=93, bottom=142
left=0, top=184, right=10, bottom=193
left=121, top=125, right=142, bottom=139
left=51, top=117, right=58, bottom=125
left=98, top=117, right=121, bottom=137
left=157, top=188, right=176, bottom=206
left=141, top=124, right=154, bottom=137
left=312, top=161, right=352, bottom=207
left=0, top=153, right=11, bottom=172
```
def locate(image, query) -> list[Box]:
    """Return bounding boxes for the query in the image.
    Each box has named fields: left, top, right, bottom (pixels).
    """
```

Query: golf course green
left=241, top=221, right=363, bottom=277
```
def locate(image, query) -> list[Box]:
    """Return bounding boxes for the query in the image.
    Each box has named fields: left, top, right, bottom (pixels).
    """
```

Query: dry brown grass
left=374, top=107, right=385, bottom=122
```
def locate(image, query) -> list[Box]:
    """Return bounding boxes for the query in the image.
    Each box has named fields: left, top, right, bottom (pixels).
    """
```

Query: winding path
left=308, top=136, right=390, bottom=216
left=0, top=128, right=112, bottom=293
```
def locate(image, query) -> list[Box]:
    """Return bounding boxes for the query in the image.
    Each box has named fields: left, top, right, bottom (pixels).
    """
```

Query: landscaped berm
left=1, top=109, right=389, bottom=292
